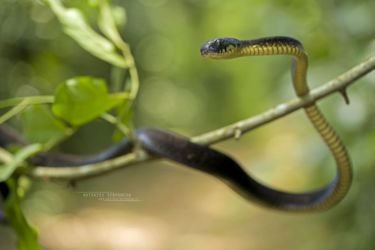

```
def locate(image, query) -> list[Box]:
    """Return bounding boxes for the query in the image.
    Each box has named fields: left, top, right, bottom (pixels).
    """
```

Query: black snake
left=0, top=36, right=352, bottom=213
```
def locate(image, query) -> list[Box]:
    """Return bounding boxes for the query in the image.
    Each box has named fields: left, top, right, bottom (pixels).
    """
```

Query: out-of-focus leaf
left=98, top=0, right=126, bottom=49
left=52, top=77, right=125, bottom=126
left=112, top=5, right=127, bottom=28
left=4, top=178, right=41, bottom=250
left=88, top=0, right=100, bottom=7
left=0, top=144, right=42, bottom=182
left=44, top=0, right=127, bottom=68
left=21, top=104, right=69, bottom=145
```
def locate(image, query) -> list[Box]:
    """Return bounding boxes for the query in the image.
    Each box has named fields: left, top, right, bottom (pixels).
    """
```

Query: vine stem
left=0, top=96, right=54, bottom=110
left=29, top=55, right=375, bottom=179
left=0, top=96, right=55, bottom=124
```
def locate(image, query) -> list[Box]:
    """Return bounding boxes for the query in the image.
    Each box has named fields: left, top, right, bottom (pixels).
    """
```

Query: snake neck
left=238, top=36, right=310, bottom=96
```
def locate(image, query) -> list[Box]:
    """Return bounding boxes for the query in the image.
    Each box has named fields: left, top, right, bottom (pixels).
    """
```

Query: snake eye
left=212, top=39, right=221, bottom=50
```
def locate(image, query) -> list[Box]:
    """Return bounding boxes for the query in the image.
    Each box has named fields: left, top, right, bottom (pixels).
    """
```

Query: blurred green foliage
left=3, top=178, right=40, bottom=250
left=0, top=0, right=374, bottom=249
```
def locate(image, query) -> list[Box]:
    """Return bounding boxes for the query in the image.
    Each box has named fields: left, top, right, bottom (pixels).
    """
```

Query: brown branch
left=29, top=55, right=375, bottom=179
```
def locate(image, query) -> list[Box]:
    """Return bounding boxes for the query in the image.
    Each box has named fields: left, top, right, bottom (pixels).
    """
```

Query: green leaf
left=98, top=0, right=126, bottom=49
left=45, top=0, right=127, bottom=68
left=0, top=144, right=42, bottom=182
left=4, top=178, right=42, bottom=250
left=21, top=104, right=70, bottom=145
left=52, top=77, right=124, bottom=126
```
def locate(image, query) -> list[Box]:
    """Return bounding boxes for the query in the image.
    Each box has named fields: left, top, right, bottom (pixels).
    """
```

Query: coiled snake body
left=0, top=36, right=352, bottom=212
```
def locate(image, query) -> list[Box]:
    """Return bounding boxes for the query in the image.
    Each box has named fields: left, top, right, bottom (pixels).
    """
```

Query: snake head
left=200, top=38, right=241, bottom=59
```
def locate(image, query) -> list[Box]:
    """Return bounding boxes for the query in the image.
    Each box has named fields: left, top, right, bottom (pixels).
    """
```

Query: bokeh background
left=0, top=0, right=375, bottom=249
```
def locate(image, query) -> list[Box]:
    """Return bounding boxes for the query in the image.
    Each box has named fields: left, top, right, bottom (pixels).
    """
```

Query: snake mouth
left=200, top=43, right=222, bottom=59
left=200, top=43, right=214, bottom=57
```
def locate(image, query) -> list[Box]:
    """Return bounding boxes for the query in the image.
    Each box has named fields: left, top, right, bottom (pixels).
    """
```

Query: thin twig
left=0, top=96, right=54, bottom=110
left=30, top=151, right=146, bottom=179
left=101, top=113, right=130, bottom=135
left=29, top=55, right=375, bottom=179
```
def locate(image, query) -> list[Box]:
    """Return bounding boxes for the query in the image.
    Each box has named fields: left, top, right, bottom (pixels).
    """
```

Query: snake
left=200, top=36, right=352, bottom=211
left=0, top=36, right=352, bottom=213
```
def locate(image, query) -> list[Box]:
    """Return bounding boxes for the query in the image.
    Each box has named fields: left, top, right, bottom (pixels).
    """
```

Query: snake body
left=201, top=36, right=352, bottom=211
left=0, top=36, right=352, bottom=212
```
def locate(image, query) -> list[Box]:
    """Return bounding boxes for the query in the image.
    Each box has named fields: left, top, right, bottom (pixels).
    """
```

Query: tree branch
left=192, top=55, right=375, bottom=145
left=29, top=55, right=375, bottom=180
